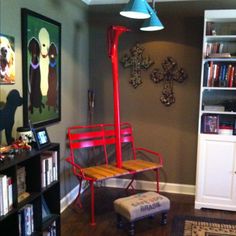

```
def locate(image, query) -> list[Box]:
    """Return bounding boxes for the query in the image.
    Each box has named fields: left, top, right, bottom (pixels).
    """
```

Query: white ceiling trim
left=81, top=0, right=200, bottom=5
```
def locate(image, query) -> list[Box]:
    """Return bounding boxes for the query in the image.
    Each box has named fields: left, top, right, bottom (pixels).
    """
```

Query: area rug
left=171, top=215, right=236, bottom=236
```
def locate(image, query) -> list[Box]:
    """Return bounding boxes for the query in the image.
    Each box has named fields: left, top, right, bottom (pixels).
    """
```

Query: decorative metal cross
left=120, top=43, right=154, bottom=88
left=150, top=57, right=187, bottom=106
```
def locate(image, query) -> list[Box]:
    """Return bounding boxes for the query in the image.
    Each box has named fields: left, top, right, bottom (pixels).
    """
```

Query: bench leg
left=75, top=177, right=83, bottom=208
left=90, top=180, right=96, bottom=226
left=126, top=174, right=136, bottom=194
left=160, top=212, right=168, bottom=225
left=116, top=214, right=123, bottom=229
left=129, top=222, right=135, bottom=236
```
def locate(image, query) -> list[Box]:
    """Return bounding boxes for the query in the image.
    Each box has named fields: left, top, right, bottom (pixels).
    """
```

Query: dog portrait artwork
left=28, top=37, right=44, bottom=114
left=22, top=9, right=61, bottom=127
left=47, top=42, right=58, bottom=111
left=0, top=89, right=23, bottom=145
left=0, top=34, right=15, bottom=84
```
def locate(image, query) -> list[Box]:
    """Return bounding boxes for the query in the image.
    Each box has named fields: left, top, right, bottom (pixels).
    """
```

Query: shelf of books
left=195, top=10, right=236, bottom=212
left=0, top=143, right=60, bottom=236
left=199, top=11, right=236, bottom=136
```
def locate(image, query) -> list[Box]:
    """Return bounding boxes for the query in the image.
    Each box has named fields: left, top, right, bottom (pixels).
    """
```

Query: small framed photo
left=33, top=127, right=50, bottom=149
left=203, top=115, right=219, bottom=134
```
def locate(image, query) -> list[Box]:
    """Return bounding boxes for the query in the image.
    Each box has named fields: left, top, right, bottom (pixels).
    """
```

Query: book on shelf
left=43, top=221, right=56, bottom=236
left=205, top=62, right=236, bottom=87
left=17, top=166, right=26, bottom=197
left=41, top=151, right=58, bottom=188
left=0, top=175, right=9, bottom=215
left=204, top=105, right=225, bottom=112
left=7, top=177, right=13, bottom=211
left=205, top=42, right=225, bottom=57
left=0, top=175, right=14, bottom=216
left=208, top=52, right=231, bottom=58
left=203, top=114, right=219, bottom=134
left=18, top=204, right=34, bottom=236
left=206, top=22, right=215, bottom=36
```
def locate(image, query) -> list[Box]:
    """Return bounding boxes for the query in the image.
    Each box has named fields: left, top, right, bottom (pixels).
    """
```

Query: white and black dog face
left=0, top=36, right=14, bottom=64
left=38, top=27, right=50, bottom=58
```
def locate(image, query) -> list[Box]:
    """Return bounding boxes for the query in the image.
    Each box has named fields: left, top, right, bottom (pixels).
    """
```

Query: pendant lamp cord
left=152, top=0, right=155, bottom=9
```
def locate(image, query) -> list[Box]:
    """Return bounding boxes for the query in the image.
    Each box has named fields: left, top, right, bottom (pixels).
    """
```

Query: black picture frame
left=42, top=196, right=51, bottom=221
left=21, top=8, right=61, bottom=128
left=33, top=127, right=51, bottom=149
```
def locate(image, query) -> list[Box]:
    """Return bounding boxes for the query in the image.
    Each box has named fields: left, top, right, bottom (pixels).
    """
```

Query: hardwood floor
left=61, top=187, right=236, bottom=236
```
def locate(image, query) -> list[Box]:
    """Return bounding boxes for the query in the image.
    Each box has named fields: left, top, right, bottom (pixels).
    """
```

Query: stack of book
left=205, top=42, right=231, bottom=58
left=0, top=174, right=13, bottom=216
left=18, top=204, right=34, bottom=236
left=205, top=62, right=236, bottom=87
left=41, top=151, right=58, bottom=188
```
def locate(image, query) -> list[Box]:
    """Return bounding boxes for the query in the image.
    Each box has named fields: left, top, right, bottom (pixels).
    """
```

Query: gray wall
left=0, top=0, right=90, bottom=198
left=88, top=1, right=236, bottom=185
left=1, top=0, right=236, bottom=200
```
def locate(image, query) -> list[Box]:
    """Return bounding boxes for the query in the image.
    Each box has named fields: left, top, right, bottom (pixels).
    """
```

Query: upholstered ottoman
left=114, top=192, right=170, bottom=236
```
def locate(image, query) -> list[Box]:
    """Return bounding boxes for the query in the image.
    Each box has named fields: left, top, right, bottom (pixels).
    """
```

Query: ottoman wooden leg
left=116, top=214, right=123, bottom=229
left=129, top=222, right=135, bottom=236
left=160, top=212, right=168, bottom=225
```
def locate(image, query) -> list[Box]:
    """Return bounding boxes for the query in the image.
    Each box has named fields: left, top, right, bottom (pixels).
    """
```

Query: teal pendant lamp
left=140, top=8, right=164, bottom=31
left=120, top=0, right=151, bottom=19
left=120, top=0, right=164, bottom=32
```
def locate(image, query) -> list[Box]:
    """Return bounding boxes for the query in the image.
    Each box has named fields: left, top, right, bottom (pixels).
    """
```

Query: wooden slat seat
left=122, top=159, right=163, bottom=172
left=83, top=165, right=129, bottom=180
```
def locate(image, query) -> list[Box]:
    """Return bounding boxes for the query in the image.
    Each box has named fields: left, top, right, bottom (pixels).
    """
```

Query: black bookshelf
left=0, top=143, right=60, bottom=236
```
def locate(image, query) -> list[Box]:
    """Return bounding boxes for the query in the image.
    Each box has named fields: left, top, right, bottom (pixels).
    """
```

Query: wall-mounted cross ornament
left=120, top=43, right=154, bottom=88
left=150, top=57, right=187, bottom=106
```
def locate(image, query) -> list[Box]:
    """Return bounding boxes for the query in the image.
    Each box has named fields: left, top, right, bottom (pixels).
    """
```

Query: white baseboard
left=103, top=178, right=195, bottom=195
left=60, top=185, right=80, bottom=213
left=60, top=179, right=195, bottom=213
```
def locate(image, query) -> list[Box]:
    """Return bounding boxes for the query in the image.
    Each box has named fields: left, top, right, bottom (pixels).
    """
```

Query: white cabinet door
left=195, top=135, right=236, bottom=211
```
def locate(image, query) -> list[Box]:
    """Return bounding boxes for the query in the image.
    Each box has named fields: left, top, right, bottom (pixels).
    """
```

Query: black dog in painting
left=0, top=89, right=23, bottom=145
left=28, top=37, right=44, bottom=114
left=47, top=42, right=58, bottom=111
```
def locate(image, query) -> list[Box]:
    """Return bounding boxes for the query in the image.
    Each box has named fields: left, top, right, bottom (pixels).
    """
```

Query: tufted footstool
left=114, top=191, right=170, bottom=236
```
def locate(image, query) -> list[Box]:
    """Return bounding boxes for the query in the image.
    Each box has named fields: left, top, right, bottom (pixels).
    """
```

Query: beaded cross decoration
left=120, top=43, right=154, bottom=88
left=151, top=57, right=187, bottom=106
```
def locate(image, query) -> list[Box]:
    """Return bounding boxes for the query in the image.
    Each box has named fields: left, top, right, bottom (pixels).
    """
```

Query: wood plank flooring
left=61, top=187, right=236, bottom=236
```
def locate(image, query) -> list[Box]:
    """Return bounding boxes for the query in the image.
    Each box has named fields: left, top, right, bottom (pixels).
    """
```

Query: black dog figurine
left=0, top=89, right=23, bottom=145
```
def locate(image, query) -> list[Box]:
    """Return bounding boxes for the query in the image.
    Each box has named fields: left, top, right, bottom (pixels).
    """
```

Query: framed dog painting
left=21, top=8, right=61, bottom=128
left=0, top=33, right=15, bottom=84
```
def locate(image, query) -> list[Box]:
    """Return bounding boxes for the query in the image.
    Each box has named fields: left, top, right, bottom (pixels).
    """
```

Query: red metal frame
left=66, top=25, right=164, bottom=226
left=66, top=122, right=163, bottom=225
left=108, top=26, right=130, bottom=168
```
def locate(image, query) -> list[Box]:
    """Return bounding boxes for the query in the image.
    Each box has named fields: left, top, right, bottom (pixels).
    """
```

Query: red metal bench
left=65, top=122, right=163, bottom=225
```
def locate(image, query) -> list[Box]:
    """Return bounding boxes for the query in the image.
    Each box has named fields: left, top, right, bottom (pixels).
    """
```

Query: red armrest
left=65, top=156, right=86, bottom=178
left=135, top=147, right=163, bottom=166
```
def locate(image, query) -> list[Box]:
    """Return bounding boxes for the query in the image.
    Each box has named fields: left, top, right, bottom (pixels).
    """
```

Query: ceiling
left=84, top=0, right=236, bottom=19
left=81, top=0, right=199, bottom=5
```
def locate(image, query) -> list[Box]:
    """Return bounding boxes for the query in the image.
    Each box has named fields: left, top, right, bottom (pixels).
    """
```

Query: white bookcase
left=195, top=10, right=236, bottom=211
